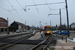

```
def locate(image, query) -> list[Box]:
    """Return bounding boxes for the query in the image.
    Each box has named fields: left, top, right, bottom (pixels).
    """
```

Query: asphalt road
left=68, top=32, right=75, bottom=40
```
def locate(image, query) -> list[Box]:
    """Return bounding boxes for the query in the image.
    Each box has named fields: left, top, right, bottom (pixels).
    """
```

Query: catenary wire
left=16, top=0, right=37, bottom=25
left=7, top=0, right=24, bottom=22
left=0, top=7, right=22, bottom=21
left=32, top=0, right=43, bottom=24
left=33, top=0, right=39, bottom=12
left=45, top=0, right=51, bottom=13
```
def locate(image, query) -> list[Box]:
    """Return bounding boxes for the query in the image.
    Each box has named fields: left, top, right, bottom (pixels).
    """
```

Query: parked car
left=23, top=29, right=26, bottom=32
left=58, top=30, right=70, bottom=35
left=16, top=30, right=20, bottom=33
left=52, top=30, right=60, bottom=34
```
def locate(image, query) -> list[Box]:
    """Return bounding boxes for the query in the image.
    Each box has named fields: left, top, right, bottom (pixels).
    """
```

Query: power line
left=7, top=0, right=24, bottom=22
left=45, top=0, right=51, bottom=13
left=0, top=7, right=21, bottom=20
left=25, top=1, right=65, bottom=23
left=33, top=0, right=39, bottom=12
left=16, top=0, right=33, bottom=25
left=25, top=2, right=65, bottom=7
left=25, top=11, right=38, bottom=25
left=44, top=0, right=51, bottom=23
left=16, top=0, right=37, bottom=25
left=13, top=0, right=33, bottom=25
left=32, top=0, right=42, bottom=22
left=16, top=0, right=24, bottom=9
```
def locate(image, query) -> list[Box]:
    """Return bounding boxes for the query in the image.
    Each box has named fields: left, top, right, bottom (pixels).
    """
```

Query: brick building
left=0, top=17, right=8, bottom=32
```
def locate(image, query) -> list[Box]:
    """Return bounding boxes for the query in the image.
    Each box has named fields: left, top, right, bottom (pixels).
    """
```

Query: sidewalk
left=55, top=40, right=75, bottom=50
left=29, top=32, right=41, bottom=40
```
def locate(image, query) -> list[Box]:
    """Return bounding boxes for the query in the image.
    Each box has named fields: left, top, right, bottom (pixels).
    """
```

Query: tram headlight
left=47, top=31, right=49, bottom=33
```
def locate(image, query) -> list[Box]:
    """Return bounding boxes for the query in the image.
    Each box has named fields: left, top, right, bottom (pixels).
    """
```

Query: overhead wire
left=16, top=0, right=33, bottom=25
left=0, top=7, right=20, bottom=20
left=45, top=0, right=51, bottom=13
left=16, top=0, right=37, bottom=25
left=25, top=2, right=65, bottom=7
left=15, top=1, right=33, bottom=25
left=44, top=0, right=51, bottom=24
left=33, top=0, right=39, bottom=12
left=32, top=0, right=43, bottom=24
left=7, top=0, right=24, bottom=22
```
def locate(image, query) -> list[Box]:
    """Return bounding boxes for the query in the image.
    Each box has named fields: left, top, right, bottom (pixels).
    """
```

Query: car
left=58, top=30, right=70, bottom=35
left=52, top=30, right=60, bottom=34
left=23, top=29, right=26, bottom=32
left=16, top=30, right=20, bottom=33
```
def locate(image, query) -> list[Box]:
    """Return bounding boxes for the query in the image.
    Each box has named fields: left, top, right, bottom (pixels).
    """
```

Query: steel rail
left=0, top=34, right=32, bottom=50
left=43, top=36, right=53, bottom=50
left=30, top=36, right=49, bottom=50
left=0, top=32, right=30, bottom=39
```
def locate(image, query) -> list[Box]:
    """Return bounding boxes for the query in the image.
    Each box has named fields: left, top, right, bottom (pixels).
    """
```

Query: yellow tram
left=44, top=26, right=52, bottom=35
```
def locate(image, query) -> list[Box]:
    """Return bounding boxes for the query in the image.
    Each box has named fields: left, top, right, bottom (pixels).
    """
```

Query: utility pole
left=59, top=9, right=62, bottom=33
left=39, top=21, right=41, bottom=33
left=39, top=21, right=41, bottom=29
left=65, top=0, right=69, bottom=37
left=59, top=9, right=63, bottom=40
left=25, top=21, right=26, bottom=32
left=48, top=9, right=63, bottom=40
left=50, top=21, right=51, bottom=26
left=7, top=17, right=9, bottom=34
left=25, top=21, right=26, bottom=26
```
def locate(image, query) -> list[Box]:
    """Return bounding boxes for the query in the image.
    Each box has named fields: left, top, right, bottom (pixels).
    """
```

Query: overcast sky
left=0, top=0, right=75, bottom=27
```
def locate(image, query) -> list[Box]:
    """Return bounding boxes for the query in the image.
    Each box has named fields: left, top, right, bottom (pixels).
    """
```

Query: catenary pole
left=7, top=17, right=9, bottom=34
left=65, top=0, right=69, bottom=37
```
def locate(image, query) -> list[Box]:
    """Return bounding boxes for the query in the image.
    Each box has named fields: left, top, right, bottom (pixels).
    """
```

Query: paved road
left=68, top=32, right=75, bottom=40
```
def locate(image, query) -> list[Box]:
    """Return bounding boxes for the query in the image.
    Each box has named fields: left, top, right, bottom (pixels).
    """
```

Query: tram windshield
left=45, top=27, right=51, bottom=31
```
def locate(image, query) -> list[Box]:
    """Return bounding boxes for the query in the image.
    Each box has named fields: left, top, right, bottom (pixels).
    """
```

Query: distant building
left=58, top=25, right=66, bottom=30
left=10, top=21, right=30, bottom=31
left=70, top=22, right=75, bottom=29
left=51, top=26, right=57, bottom=30
left=0, top=17, right=8, bottom=32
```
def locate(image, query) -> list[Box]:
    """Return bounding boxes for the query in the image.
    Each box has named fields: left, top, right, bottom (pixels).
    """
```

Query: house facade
left=70, top=22, right=75, bottom=29
left=0, top=17, right=8, bottom=32
left=10, top=21, right=30, bottom=31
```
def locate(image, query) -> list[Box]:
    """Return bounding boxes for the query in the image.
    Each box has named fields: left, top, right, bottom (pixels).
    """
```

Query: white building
left=70, top=22, right=75, bottom=29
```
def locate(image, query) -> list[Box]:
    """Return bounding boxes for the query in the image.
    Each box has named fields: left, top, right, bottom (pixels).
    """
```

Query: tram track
left=0, top=33, right=33, bottom=50
left=0, top=32, right=31, bottom=39
left=30, top=35, right=53, bottom=50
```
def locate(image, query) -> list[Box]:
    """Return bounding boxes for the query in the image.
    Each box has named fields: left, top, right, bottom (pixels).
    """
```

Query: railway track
left=30, top=35, right=53, bottom=50
left=0, top=32, right=31, bottom=39
left=0, top=33, right=33, bottom=50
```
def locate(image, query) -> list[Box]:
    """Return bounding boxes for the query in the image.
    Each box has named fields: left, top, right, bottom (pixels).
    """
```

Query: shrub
left=9, top=26, right=17, bottom=32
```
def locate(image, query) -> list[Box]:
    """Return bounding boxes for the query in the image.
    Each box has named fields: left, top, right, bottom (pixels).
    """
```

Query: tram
left=44, top=26, right=52, bottom=35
